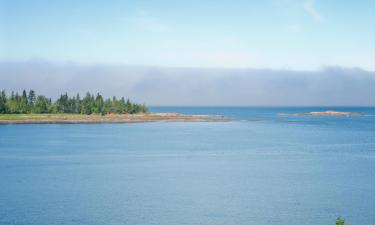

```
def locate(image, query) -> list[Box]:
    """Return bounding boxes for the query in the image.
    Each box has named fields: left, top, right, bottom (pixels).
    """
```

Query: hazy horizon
left=1, top=60, right=375, bottom=106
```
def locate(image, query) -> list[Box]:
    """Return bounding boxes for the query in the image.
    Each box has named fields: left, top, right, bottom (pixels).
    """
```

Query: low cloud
left=1, top=61, right=375, bottom=106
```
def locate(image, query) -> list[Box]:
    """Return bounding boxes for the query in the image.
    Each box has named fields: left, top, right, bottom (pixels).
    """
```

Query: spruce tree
left=28, top=90, right=36, bottom=107
left=0, top=90, right=7, bottom=113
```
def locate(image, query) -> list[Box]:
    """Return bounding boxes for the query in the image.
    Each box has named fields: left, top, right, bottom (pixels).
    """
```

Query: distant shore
left=0, top=113, right=228, bottom=124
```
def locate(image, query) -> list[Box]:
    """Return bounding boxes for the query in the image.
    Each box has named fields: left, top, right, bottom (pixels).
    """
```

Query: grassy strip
left=0, top=114, right=110, bottom=120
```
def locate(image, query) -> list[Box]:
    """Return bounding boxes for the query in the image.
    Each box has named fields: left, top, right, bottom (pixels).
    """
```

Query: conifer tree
left=28, top=90, right=36, bottom=107
left=0, top=90, right=147, bottom=115
left=0, top=90, right=7, bottom=113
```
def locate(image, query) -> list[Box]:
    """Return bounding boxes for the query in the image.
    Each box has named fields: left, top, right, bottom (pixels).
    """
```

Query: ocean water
left=0, top=107, right=375, bottom=225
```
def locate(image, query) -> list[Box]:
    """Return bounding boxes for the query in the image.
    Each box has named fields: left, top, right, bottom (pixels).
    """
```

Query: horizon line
left=148, top=105, right=375, bottom=108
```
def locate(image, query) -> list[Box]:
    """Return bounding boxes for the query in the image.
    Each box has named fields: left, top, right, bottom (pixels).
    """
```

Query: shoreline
left=0, top=113, right=228, bottom=124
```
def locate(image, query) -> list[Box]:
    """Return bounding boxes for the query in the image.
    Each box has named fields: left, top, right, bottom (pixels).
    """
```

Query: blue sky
left=1, top=0, right=375, bottom=70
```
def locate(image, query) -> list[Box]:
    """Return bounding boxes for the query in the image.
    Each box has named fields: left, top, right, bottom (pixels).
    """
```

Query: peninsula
left=0, top=90, right=226, bottom=124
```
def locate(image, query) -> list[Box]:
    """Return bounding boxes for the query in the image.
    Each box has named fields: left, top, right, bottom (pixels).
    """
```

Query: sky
left=1, top=0, right=375, bottom=106
left=1, top=0, right=375, bottom=70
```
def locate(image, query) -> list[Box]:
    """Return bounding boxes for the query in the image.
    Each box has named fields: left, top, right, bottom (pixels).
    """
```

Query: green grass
left=0, top=114, right=106, bottom=120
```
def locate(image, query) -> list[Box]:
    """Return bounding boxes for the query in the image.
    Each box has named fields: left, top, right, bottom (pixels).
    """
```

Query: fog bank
left=1, top=61, right=375, bottom=106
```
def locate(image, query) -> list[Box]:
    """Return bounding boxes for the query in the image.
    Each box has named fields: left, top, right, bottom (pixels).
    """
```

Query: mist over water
left=1, top=61, right=375, bottom=106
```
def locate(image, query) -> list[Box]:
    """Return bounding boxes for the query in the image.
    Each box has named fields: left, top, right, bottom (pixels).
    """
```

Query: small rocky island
left=278, top=110, right=366, bottom=117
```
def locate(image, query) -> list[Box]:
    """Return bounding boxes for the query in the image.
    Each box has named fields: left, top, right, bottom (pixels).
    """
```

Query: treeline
left=0, top=90, right=147, bottom=114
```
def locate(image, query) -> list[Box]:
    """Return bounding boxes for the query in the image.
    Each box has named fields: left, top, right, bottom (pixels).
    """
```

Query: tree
left=74, top=93, right=81, bottom=113
left=28, top=90, right=36, bottom=107
left=333, top=217, right=349, bottom=225
left=103, top=99, right=112, bottom=114
left=20, top=90, right=29, bottom=113
left=34, top=95, right=50, bottom=113
left=94, top=93, right=104, bottom=114
left=81, top=92, right=94, bottom=114
left=55, top=93, right=69, bottom=113
left=125, top=99, right=132, bottom=113
left=22, top=90, right=28, bottom=104
left=0, top=90, right=7, bottom=113
left=6, top=92, right=18, bottom=113
left=4, top=91, right=29, bottom=114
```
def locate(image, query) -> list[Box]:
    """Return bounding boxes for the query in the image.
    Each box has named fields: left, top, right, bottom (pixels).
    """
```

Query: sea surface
left=1, top=107, right=375, bottom=225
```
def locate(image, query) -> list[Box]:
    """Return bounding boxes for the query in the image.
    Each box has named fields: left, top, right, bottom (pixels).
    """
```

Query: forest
left=0, top=90, right=147, bottom=114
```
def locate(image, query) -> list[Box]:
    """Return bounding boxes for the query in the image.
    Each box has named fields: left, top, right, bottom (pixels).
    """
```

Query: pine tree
left=95, top=93, right=104, bottom=114
left=0, top=90, right=7, bottom=113
left=28, top=90, right=36, bottom=107
left=81, top=92, right=93, bottom=114
left=75, top=93, right=81, bottom=113
left=21, top=90, right=29, bottom=113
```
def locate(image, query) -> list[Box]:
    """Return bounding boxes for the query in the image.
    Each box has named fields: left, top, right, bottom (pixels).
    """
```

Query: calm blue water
left=1, top=107, right=375, bottom=225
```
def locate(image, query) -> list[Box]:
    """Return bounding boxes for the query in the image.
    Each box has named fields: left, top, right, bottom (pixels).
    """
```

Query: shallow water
left=1, top=107, right=375, bottom=225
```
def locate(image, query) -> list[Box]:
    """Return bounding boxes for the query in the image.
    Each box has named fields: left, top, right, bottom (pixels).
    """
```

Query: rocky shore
left=0, top=113, right=228, bottom=124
